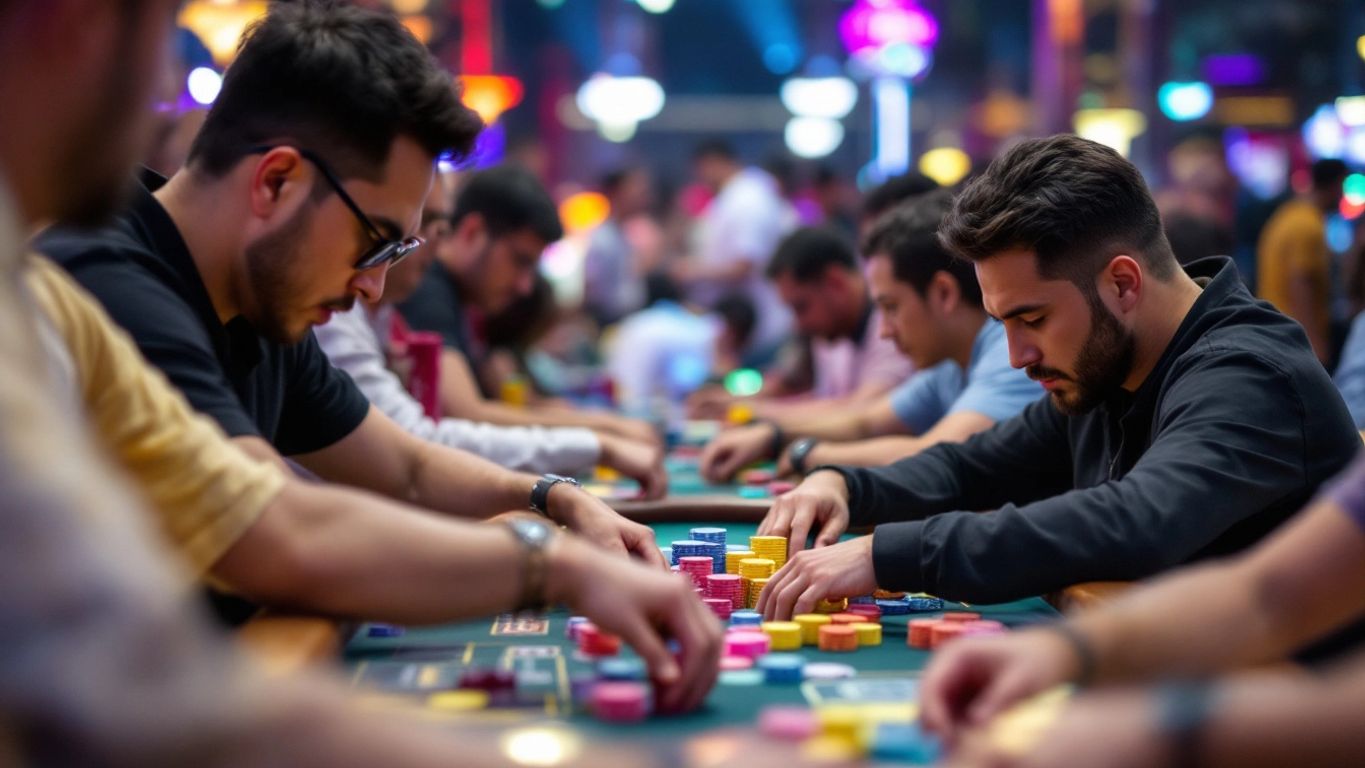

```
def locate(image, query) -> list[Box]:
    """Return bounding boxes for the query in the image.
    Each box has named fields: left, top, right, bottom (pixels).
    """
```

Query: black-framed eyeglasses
left=248, top=145, right=423, bottom=270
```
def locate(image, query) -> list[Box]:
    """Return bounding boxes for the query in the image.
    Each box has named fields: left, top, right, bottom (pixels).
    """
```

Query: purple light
left=839, top=0, right=939, bottom=57
left=1202, top=54, right=1264, bottom=87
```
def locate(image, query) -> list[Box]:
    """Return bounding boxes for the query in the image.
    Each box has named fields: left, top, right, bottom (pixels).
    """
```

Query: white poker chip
left=802, top=662, right=857, bottom=680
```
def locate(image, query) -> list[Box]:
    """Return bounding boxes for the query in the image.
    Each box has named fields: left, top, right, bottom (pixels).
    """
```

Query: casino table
left=236, top=442, right=1076, bottom=763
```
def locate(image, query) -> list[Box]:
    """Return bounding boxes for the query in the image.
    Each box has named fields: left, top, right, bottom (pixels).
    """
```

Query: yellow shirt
left=22, top=255, right=286, bottom=576
left=1256, top=198, right=1330, bottom=344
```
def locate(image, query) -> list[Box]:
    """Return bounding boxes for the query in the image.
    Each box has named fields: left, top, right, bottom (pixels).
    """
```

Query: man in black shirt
left=39, top=3, right=666, bottom=568
left=754, top=134, right=1360, bottom=618
left=399, top=166, right=661, bottom=446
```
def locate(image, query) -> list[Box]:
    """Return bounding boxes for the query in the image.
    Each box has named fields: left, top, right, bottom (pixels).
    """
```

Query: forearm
left=216, top=482, right=524, bottom=624
left=1201, top=658, right=1365, bottom=768
left=810, top=436, right=926, bottom=467
left=408, top=441, right=538, bottom=519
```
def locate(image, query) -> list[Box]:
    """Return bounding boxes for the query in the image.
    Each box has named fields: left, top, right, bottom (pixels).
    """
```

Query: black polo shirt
left=36, top=173, right=370, bottom=456
left=399, top=261, right=480, bottom=357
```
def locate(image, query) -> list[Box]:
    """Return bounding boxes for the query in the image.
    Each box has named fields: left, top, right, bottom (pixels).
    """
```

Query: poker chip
left=427, top=690, right=489, bottom=712
left=590, top=681, right=650, bottom=722
left=365, top=623, right=404, bottom=638
left=961, top=619, right=1006, bottom=637
left=930, top=622, right=965, bottom=649
left=703, top=597, right=734, bottom=619
left=815, top=597, right=848, bottom=614
left=578, top=624, right=622, bottom=657
left=873, top=589, right=907, bottom=599
left=569, top=671, right=598, bottom=704
left=741, top=468, right=776, bottom=485
left=678, top=556, right=715, bottom=587
left=845, top=603, right=882, bottom=622
left=758, top=706, right=819, bottom=741
left=816, top=704, right=862, bottom=741
left=598, top=657, right=647, bottom=682
left=827, top=612, right=865, bottom=625
left=848, top=595, right=876, bottom=605
left=565, top=616, right=590, bottom=641
left=767, top=480, right=796, bottom=495
left=794, top=614, right=832, bottom=645
left=669, top=540, right=714, bottom=567
left=719, top=655, right=754, bottom=671
left=869, top=723, right=942, bottom=763
left=941, top=611, right=982, bottom=623
left=906, top=596, right=945, bottom=612
left=748, top=536, right=789, bottom=569
left=757, top=653, right=806, bottom=684
left=875, top=598, right=913, bottom=616
left=719, top=668, right=765, bottom=686
left=689, top=528, right=729, bottom=574
left=802, top=662, right=856, bottom=680
left=725, top=549, right=756, bottom=574
left=907, top=619, right=939, bottom=649
left=760, top=621, right=803, bottom=651
left=817, top=624, right=858, bottom=652
left=705, top=573, right=744, bottom=610
left=725, top=631, right=772, bottom=659
left=852, top=622, right=883, bottom=646
left=738, top=486, right=770, bottom=499
left=747, top=576, right=771, bottom=608
left=730, top=610, right=763, bottom=627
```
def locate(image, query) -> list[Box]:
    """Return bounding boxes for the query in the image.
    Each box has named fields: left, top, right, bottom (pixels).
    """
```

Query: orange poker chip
left=929, top=623, right=965, bottom=649
left=827, top=613, right=865, bottom=625
left=941, top=612, right=982, bottom=623
left=817, top=624, right=858, bottom=652
left=907, top=619, right=939, bottom=649
left=873, top=589, right=907, bottom=600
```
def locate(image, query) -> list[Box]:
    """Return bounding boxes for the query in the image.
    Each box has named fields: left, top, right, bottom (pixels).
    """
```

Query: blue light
left=763, top=43, right=797, bottom=74
left=1158, top=81, right=1213, bottom=122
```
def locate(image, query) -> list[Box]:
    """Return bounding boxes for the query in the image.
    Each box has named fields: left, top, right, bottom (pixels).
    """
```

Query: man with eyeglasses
left=37, top=3, right=669, bottom=582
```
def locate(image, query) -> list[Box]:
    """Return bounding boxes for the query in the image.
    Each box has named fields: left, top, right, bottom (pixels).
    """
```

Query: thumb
left=966, top=669, right=1037, bottom=727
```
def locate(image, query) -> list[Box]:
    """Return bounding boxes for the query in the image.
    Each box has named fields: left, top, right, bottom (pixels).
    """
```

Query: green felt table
left=341, top=519, right=1060, bottom=745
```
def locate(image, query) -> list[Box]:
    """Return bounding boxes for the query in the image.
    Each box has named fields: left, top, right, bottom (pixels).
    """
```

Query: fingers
left=758, top=498, right=796, bottom=538
left=657, top=591, right=722, bottom=713
left=965, top=666, right=1038, bottom=728
left=616, top=611, right=679, bottom=689
left=812, top=517, right=843, bottom=548
left=698, top=440, right=730, bottom=484
left=636, top=462, right=667, bottom=501
left=626, top=524, right=668, bottom=570
left=787, top=504, right=814, bottom=560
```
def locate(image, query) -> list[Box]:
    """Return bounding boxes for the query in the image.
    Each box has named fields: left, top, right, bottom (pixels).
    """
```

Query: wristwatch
left=503, top=516, right=557, bottom=613
left=1156, top=681, right=1216, bottom=768
left=529, top=473, right=581, bottom=518
left=787, top=437, right=820, bottom=475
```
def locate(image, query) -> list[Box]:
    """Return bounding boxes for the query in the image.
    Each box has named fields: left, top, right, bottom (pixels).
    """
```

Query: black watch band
left=529, top=473, right=580, bottom=518
left=788, top=437, right=819, bottom=475
left=756, top=419, right=785, bottom=460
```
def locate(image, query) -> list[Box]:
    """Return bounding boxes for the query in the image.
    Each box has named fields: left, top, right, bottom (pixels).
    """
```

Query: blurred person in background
left=582, top=165, right=660, bottom=327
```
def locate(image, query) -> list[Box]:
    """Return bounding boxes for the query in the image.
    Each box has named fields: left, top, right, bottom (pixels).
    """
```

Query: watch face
left=512, top=517, right=552, bottom=545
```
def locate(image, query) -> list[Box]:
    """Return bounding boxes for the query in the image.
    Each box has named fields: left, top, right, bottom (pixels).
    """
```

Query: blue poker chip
left=875, top=599, right=912, bottom=615
left=869, top=723, right=941, bottom=764
left=597, top=657, right=647, bottom=682
left=365, top=623, right=405, bottom=637
left=738, top=486, right=770, bottom=499
left=906, top=596, right=945, bottom=612
left=689, top=527, right=727, bottom=545
left=848, top=595, right=876, bottom=605
left=757, top=653, right=805, bottom=684
left=729, top=610, right=763, bottom=626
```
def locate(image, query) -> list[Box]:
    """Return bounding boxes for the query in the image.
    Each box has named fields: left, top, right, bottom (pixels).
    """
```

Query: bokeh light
left=784, top=117, right=845, bottom=158
left=1157, top=81, right=1213, bottom=122
left=724, top=369, right=764, bottom=397
left=559, top=192, right=611, bottom=234
left=186, top=67, right=222, bottom=106
left=918, top=147, right=971, bottom=186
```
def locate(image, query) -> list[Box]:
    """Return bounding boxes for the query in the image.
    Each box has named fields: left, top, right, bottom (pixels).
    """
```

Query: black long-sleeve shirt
left=832, top=257, right=1360, bottom=604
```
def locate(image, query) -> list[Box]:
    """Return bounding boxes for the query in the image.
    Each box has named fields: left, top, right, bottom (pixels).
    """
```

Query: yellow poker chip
left=427, top=690, right=491, bottom=712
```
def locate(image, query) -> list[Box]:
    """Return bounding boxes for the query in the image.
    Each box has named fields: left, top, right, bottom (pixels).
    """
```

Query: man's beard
left=1028, top=298, right=1136, bottom=416
left=243, top=209, right=353, bottom=345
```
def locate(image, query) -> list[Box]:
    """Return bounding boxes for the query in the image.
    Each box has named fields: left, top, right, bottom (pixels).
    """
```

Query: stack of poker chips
left=565, top=616, right=590, bottom=641
left=818, top=624, right=859, bottom=652
left=688, top=527, right=728, bottom=574
left=597, top=657, right=647, bottom=682
left=851, top=623, right=882, bottom=646
left=845, top=603, right=882, bottom=622
left=725, top=548, right=756, bottom=574
left=725, top=631, right=772, bottom=659
left=760, top=621, right=803, bottom=651
left=577, top=623, right=622, bottom=656
left=757, top=653, right=805, bottom=684
left=758, top=706, right=820, bottom=741
left=702, top=598, right=733, bottom=620
left=747, top=576, right=771, bottom=608
left=677, top=556, right=715, bottom=588
left=828, top=613, right=865, bottom=626
left=738, top=558, right=776, bottom=608
left=729, top=610, right=763, bottom=628
left=705, top=573, right=744, bottom=610
left=748, top=535, right=788, bottom=569
left=794, top=614, right=831, bottom=645
left=906, top=613, right=1005, bottom=650
left=590, top=681, right=650, bottom=722
left=670, top=540, right=715, bottom=569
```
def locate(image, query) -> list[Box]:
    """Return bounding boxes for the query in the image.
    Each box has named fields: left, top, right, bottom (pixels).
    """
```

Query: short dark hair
left=693, top=138, right=738, bottom=162
left=861, top=172, right=939, bottom=220
left=862, top=190, right=981, bottom=308
left=1311, top=158, right=1349, bottom=191
left=187, top=0, right=482, bottom=181
left=765, top=227, right=858, bottom=282
left=714, top=292, right=757, bottom=348
left=939, top=134, right=1177, bottom=290
left=451, top=165, right=563, bottom=243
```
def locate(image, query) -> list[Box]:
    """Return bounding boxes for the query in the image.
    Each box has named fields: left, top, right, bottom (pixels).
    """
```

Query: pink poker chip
left=767, top=481, right=797, bottom=495
left=719, top=655, right=754, bottom=671
left=758, top=706, right=819, bottom=741
left=724, top=631, right=772, bottom=658
left=591, top=681, right=649, bottom=722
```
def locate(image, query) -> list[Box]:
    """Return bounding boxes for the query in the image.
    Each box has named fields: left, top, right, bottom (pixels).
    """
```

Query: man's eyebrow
left=373, top=216, right=404, bottom=240
left=990, top=303, right=1047, bottom=322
